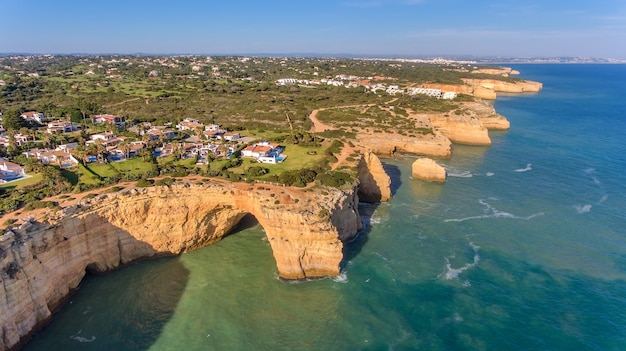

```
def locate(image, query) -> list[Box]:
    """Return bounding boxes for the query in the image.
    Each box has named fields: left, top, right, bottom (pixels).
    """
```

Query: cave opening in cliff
left=225, top=213, right=260, bottom=238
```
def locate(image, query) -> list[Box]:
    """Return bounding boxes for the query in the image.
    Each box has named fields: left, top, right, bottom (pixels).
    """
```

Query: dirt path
left=331, top=144, right=356, bottom=171
left=308, top=103, right=380, bottom=133
left=308, top=108, right=335, bottom=133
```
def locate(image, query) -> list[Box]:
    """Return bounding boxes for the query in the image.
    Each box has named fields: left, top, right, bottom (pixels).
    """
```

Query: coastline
left=0, top=68, right=542, bottom=351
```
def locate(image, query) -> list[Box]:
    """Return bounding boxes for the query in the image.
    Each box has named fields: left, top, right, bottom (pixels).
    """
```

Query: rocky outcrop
left=412, top=158, right=447, bottom=183
left=471, top=67, right=519, bottom=77
left=357, top=151, right=392, bottom=202
left=0, top=181, right=362, bottom=350
left=462, top=78, right=543, bottom=99
left=359, top=132, right=452, bottom=158
left=429, top=113, right=492, bottom=146
left=462, top=100, right=510, bottom=130
left=423, top=78, right=542, bottom=100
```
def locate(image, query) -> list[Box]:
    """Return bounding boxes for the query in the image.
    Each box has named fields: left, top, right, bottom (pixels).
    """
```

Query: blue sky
left=2, top=0, right=626, bottom=58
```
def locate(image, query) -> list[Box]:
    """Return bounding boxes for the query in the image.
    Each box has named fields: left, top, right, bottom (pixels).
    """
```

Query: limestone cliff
left=471, top=67, right=519, bottom=77
left=428, top=113, right=492, bottom=146
left=412, top=158, right=447, bottom=183
left=0, top=181, right=362, bottom=350
left=359, top=132, right=452, bottom=158
left=462, top=78, right=543, bottom=99
left=423, top=78, right=542, bottom=100
left=462, top=100, right=510, bottom=130
left=357, top=151, right=392, bottom=202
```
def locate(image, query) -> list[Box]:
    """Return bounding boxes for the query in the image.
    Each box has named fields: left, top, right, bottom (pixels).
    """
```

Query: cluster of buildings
left=0, top=113, right=289, bottom=183
left=276, top=75, right=457, bottom=99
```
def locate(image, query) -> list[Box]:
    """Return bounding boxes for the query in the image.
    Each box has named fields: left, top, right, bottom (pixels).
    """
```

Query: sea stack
left=411, top=158, right=447, bottom=183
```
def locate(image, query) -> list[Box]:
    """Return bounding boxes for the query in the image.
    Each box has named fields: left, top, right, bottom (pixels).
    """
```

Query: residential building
left=46, top=120, right=78, bottom=134
left=0, top=158, right=26, bottom=181
left=20, top=111, right=46, bottom=124
left=92, top=114, right=126, bottom=126
left=176, top=118, right=204, bottom=131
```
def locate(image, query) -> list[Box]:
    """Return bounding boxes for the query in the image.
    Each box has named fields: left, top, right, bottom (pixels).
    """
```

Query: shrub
left=136, top=178, right=153, bottom=187
left=245, top=166, right=270, bottom=177
left=3, top=218, right=17, bottom=227
left=155, top=177, right=174, bottom=187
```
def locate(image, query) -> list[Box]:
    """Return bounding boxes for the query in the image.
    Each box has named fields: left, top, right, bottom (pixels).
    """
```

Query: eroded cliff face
left=0, top=181, right=362, bottom=350
left=357, top=151, right=392, bottom=202
left=359, top=132, right=452, bottom=158
left=462, top=100, right=510, bottom=130
left=428, top=113, right=492, bottom=146
left=423, top=78, right=542, bottom=100
left=462, top=78, right=543, bottom=99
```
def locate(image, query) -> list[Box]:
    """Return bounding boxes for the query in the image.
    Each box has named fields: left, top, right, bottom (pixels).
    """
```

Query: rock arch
left=1, top=181, right=362, bottom=349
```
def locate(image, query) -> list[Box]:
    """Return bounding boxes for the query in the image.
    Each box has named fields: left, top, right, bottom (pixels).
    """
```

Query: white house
left=47, top=120, right=78, bottom=134
left=176, top=118, right=204, bottom=131
left=0, top=158, right=26, bottom=181
left=442, top=91, right=457, bottom=100
left=20, top=111, right=46, bottom=124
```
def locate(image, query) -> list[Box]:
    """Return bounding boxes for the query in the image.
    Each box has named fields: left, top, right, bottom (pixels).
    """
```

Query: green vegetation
left=0, top=54, right=508, bottom=218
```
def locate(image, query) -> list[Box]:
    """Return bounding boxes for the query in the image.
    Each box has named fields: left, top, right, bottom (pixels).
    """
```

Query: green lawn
left=229, top=142, right=328, bottom=177
left=74, top=163, right=102, bottom=185
left=87, top=163, right=119, bottom=178
left=111, top=158, right=157, bottom=176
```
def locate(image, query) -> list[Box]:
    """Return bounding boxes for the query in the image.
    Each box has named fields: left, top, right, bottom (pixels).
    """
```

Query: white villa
left=241, top=141, right=286, bottom=164
left=0, top=158, right=26, bottom=182
left=20, top=111, right=46, bottom=124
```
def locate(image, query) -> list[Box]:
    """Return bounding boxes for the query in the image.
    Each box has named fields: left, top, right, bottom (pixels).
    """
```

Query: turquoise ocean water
left=24, top=64, right=626, bottom=350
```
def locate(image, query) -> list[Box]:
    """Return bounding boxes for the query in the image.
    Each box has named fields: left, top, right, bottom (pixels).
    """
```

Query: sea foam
left=439, top=242, right=480, bottom=281
left=514, top=163, right=532, bottom=172
left=444, top=199, right=544, bottom=222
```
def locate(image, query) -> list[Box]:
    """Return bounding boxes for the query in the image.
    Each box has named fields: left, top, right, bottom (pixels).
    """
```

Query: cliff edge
left=0, top=180, right=362, bottom=350
left=357, top=151, right=392, bottom=202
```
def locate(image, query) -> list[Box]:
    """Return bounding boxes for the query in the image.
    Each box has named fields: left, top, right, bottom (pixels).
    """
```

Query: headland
left=0, top=55, right=541, bottom=350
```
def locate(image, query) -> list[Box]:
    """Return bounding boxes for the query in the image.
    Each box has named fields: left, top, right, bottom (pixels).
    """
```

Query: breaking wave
left=70, top=330, right=96, bottom=343
left=447, top=170, right=473, bottom=178
left=332, top=271, right=349, bottom=283
left=444, top=199, right=544, bottom=222
left=439, top=242, right=481, bottom=280
left=514, top=164, right=532, bottom=172
left=574, top=204, right=592, bottom=213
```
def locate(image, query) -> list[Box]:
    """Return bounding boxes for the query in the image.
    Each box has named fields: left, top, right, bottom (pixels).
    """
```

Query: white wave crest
left=486, top=172, right=495, bottom=177
left=444, top=199, right=544, bottom=222
left=514, top=163, right=532, bottom=172
left=70, top=329, right=96, bottom=343
left=439, top=242, right=480, bottom=280
left=73, top=336, right=96, bottom=343
left=574, top=204, right=592, bottom=213
left=448, top=170, right=473, bottom=178
left=369, top=215, right=382, bottom=224
left=332, top=271, right=349, bottom=283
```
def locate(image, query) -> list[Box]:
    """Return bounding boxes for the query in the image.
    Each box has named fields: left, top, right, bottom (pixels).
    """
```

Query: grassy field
left=87, top=163, right=119, bottom=178
left=111, top=158, right=158, bottom=175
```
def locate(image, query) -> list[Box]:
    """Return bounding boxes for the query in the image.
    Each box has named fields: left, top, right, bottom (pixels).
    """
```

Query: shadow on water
left=342, top=161, right=402, bottom=270
left=383, top=162, right=402, bottom=197
left=23, top=256, right=190, bottom=351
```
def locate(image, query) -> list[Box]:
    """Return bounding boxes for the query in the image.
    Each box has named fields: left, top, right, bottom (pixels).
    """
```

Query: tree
left=72, top=145, right=88, bottom=166
left=69, top=109, right=83, bottom=124
left=2, top=109, right=26, bottom=131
